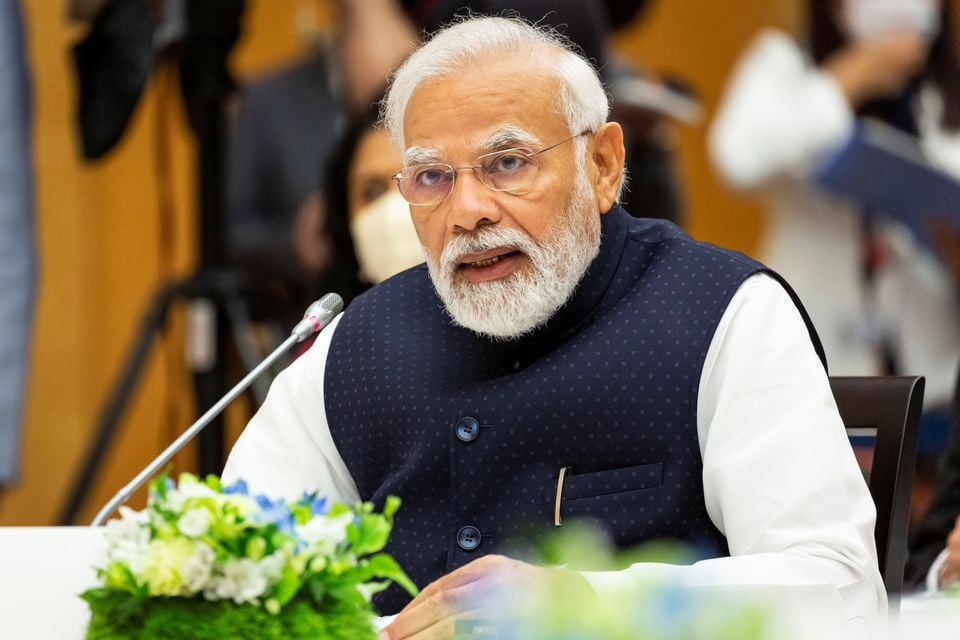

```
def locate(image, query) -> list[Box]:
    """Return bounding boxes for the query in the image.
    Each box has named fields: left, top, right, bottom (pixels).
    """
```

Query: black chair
left=830, top=376, right=924, bottom=594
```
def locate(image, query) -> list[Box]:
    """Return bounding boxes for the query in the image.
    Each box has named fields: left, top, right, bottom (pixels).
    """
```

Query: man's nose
left=447, top=169, right=502, bottom=232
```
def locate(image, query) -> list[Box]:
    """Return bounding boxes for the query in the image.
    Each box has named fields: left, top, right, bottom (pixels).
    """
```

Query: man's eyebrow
left=403, top=146, right=443, bottom=166
left=478, top=127, right=542, bottom=152
left=403, top=127, right=542, bottom=165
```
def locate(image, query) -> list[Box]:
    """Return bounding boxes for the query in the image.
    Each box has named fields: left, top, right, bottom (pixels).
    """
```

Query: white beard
left=425, top=172, right=601, bottom=339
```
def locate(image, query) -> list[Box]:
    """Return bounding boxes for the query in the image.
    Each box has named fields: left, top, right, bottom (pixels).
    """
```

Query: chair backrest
left=830, top=376, right=924, bottom=594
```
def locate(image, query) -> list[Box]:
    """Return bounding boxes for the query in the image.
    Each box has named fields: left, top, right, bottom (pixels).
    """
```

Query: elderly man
left=224, top=16, right=884, bottom=636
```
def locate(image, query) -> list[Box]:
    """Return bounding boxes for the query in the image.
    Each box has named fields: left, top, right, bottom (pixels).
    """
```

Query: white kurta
left=709, top=29, right=960, bottom=408
left=224, top=273, right=886, bottom=625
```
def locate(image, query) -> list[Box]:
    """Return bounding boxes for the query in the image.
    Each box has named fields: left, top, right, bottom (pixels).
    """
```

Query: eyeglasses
left=393, top=130, right=592, bottom=206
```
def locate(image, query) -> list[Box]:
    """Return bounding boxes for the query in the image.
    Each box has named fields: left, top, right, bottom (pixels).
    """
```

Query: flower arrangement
left=82, top=473, right=417, bottom=640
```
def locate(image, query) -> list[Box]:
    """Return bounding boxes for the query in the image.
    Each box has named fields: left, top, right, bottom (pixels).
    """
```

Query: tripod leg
left=189, top=299, right=227, bottom=477
left=57, top=282, right=181, bottom=524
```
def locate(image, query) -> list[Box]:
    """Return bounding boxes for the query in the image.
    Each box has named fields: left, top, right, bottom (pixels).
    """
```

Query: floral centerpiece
left=82, top=473, right=417, bottom=640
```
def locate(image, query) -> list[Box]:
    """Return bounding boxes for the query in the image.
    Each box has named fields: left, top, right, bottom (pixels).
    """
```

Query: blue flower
left=253, top=494, right=295, bottom=536
left=223, top=479, right=249, bottom=496
left=309, top=496, right=327, bottom=516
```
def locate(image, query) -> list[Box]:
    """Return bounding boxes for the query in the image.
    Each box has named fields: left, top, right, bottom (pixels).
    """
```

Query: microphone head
left=319, top=292, right=344, bottom=314
left=291, top=293, right=344, bottom=341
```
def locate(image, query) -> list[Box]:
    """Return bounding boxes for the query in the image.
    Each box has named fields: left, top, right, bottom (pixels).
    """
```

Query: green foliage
left=84, top=592, right=377, bottom=640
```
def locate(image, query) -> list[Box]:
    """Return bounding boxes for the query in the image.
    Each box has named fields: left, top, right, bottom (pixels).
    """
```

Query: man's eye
left=415, top=167, right=450, bottom=187
left=488, top=153, right=529, bottom=174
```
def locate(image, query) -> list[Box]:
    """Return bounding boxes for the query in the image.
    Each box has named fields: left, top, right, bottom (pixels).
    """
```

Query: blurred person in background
left=319, top=96, right=424, bottom=304
left=710, top=2, right=960, bottom=538
left=287, top=96, right=423, bottom=361
left=0, top=0, right=36, bottom=501
left=225, top=3, right=348, bottom=327
left=709, top=0, right=960, bottom=415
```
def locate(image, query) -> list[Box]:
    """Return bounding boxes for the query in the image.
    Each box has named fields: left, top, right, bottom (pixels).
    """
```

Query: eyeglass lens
left=397, top=148, right=539, bottom=205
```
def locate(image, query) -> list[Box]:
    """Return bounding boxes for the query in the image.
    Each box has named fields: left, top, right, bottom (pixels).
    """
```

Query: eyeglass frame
left=392, top=129, right=593, bottom=206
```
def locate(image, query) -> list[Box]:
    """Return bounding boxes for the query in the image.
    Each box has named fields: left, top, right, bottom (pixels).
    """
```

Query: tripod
left=57, top=0, right=273, bottom=524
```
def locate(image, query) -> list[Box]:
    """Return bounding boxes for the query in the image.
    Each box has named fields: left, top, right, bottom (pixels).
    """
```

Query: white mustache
left=441, top=227, right=537, bottom=269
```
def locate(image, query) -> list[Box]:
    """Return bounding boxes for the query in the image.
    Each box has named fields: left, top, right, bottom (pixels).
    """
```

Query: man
left=224, top=16, right=885, bottom=637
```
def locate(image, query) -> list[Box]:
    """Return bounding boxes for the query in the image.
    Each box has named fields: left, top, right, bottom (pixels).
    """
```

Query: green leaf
left=326, top=584, right=368, bottom=609
left=365, top=554, right=419, bottom=597
left=272, top=564, right=303, bottom=607
left=383, top=496, right=401, bottom=519
left=347, top=514, right=391, bottom=556
left=308, top=574, right=327, bottom=604
left=327, top=503, right=352, bottom=518
left=203, top=474, right=222, bottom=492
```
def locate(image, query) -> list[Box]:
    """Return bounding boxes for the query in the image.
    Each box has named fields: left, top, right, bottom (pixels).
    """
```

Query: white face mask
left=844, top=0, right=941, bottom=42
left=349, top=191, right=425, bottom=284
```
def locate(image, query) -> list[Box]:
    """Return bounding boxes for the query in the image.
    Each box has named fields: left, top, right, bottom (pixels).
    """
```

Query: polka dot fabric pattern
left=326, top=206, right=783, bottom=613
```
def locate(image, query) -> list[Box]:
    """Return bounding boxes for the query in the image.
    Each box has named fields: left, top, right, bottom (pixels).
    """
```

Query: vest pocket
left=547, top=461, right=664, bottom=504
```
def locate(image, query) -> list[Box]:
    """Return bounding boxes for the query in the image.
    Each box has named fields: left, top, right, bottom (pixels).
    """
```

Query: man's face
left=401, top=56, right=602, bottom=338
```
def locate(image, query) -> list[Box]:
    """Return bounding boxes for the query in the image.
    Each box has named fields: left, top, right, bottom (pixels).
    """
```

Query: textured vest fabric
left=324, top=206, right=818, bottom=614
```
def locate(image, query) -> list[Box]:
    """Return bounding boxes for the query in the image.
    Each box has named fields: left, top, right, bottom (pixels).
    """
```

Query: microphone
left=90, top=293, right=344, bottom=527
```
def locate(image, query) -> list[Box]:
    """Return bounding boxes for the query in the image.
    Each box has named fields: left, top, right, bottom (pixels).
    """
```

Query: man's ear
left=589, top=122, right=626, bottom=214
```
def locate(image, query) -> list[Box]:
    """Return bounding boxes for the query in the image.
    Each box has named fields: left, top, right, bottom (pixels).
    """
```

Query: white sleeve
left=579, top=274, right=887, bottom=625
left=222, top=313, right=361, bottom=504
left=708, top=29, right=855, bottom=189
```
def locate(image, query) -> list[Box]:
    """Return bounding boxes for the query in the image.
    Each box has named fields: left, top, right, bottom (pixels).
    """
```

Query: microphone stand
left=90, top=294, right=342, bottom=527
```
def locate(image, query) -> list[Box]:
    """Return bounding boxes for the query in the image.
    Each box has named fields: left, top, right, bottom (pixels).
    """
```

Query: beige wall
left=1, top=0, right=794, bottom=525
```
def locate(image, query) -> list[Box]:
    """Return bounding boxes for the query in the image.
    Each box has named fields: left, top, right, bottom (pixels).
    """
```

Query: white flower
left=104, top=506, right=150, bottom=573
left=257, top=552, right=286, bottom=583
left=296, top=512, right=353, bottom=550
left=180, top=542, right=216, bottom=594
left=205, top=558, right=269, bottom=604
left=178, top=507, right=210, bottom=537
left=142, top=538, right=196, bottom=596
left=165, top=479, right=218, bottom=511
left=222, top=493, right=259, bottom=517
left=104, top=506, right=149, bottom=545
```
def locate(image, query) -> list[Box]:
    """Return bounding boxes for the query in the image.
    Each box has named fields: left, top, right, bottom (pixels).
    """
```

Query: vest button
left=455, top=417, right=480, bottom=442
left=456, top=525, right=482, bottom=551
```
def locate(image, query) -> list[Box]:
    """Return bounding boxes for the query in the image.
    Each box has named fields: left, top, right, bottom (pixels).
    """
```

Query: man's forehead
left=401, top=56, right=565, bottom=149
left=402, top=126, right=543, bottom=163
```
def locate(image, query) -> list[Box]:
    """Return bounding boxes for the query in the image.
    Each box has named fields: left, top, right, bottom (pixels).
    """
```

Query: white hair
left=381, top=16, right=610, bottom=150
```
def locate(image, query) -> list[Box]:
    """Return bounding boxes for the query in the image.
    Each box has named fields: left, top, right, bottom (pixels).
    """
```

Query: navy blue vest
left=325, top=206, right=821, bottom=613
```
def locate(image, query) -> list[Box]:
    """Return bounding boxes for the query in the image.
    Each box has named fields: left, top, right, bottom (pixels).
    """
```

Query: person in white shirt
left=225, top=15, right=885, bottom=638
left=709, top=0, right=960, bottom=409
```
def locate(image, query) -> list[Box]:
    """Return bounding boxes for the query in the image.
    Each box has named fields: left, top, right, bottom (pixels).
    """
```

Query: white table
left=0, top=527, right=103, bottom=640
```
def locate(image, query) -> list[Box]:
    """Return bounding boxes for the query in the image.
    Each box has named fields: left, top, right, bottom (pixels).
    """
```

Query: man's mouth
left=456, top=247, right=524, bottom=282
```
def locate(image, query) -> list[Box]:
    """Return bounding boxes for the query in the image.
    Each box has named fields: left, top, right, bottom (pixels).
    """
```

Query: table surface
left=0, top=526, right=103, bottom=640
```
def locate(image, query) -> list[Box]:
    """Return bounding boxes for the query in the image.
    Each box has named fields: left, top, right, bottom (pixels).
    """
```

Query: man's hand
left=825, top=29, right=927, bottom=108
left=379, top=554, right=598, bottom=640
left=939, top=516, right=960, bottom=588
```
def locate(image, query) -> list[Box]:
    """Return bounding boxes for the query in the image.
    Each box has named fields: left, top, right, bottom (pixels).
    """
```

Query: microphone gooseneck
left=291, top=293, right=344, bottom=341
left=90, top=295, right=344, bottom=527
